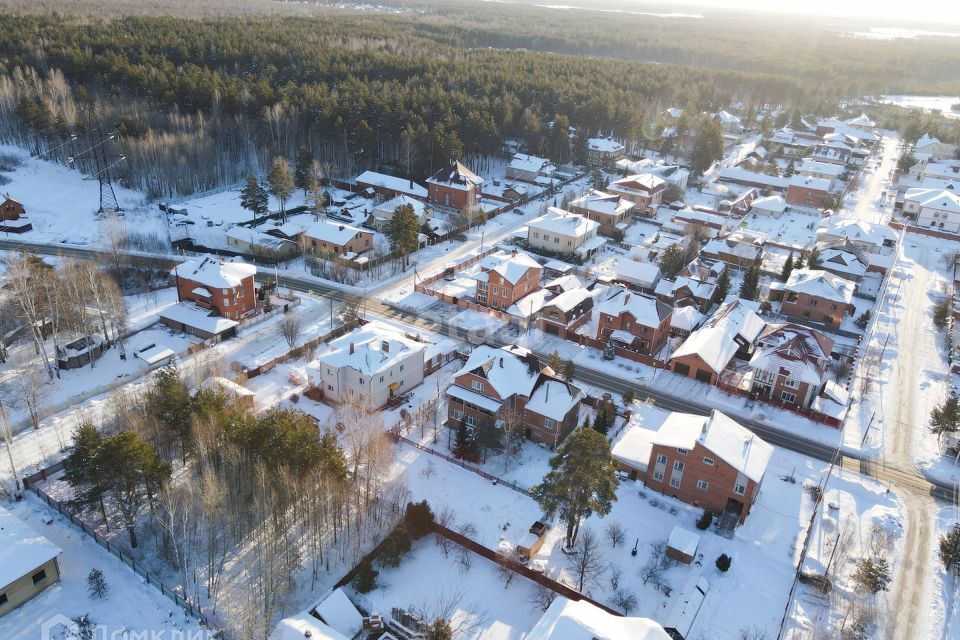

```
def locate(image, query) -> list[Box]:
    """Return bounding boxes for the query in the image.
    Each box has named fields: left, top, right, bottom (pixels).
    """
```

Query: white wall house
left=903, top=187, right=960, bottom=233
left=527, top=207, right=605, bottom=258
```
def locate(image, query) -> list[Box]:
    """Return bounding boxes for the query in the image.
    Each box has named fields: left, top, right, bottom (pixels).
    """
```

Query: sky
left=638, top=0, right=960, bottom=24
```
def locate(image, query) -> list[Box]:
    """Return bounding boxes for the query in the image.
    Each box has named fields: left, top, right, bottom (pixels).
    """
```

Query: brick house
left=611, top=408, right=773, bottom=524
left=785, top=175, right=830, bottom=209
left=474, top=250, right=542, bottom=311
left=524, top=375, right=586, bottom=448
left=173, top=255, right=257, bottom=320
left=446, top=344, right=541, bottom=425
left=654, top=277, right=717, bottom=313
left=427, top=161, right=483, bottom=210
left=747, top=323, right=834, bottom=408
left=301, top=220, right=374, bottom=257
left=606, top=174, right=666, bottom=216
left=668, top=299, right=765, bottom=384
left=505, top=154, right=556, bottom=183
left=768, top=268, right=855, bottom=328
left=354, top=170, right=428, bottom=200
left=0, top=505, right=62, bottom=617
left=536, top=287, right=594, bottom=338
left=568, top=189, right=636, bottom=237
left=0, top=196, right=25, bottom=221
left=585, top=137, right=626, bottom=169
left=596, top=287, right=673, bottom=356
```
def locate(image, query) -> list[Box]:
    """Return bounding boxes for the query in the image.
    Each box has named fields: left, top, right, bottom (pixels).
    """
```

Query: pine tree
left=716, top=553, right=732, bottom=572
left=939, top=524, right=960, bottom=575
left=385, top=203, right=421, bottom=270
left=739, top=264, right=760, bottom=301
left=352, top=559, right=378, bottom=593
left=590, top=167, right=605, bottom=190
left=581, top=414, right=592, bottom=431
left=267, top=157, right=294, bottom=222
left=294, top=146, right=314, bottom=195
left=658, top=244, right=687, bottom=279
left=548, top=351, right=564, bottom=372
left=712, top=266, right=730, bottom=304
left=930, top=395, right=960, bottom=440
left=852, top=557, right=891, bottom=593
left=86, top=568, right=109, bottom=599
left=453, top=419, right=478, bottom=462
left=934, top=300, right=952, bottom=329
left=240, top=174, right=269, bottom=223
left=806, top=246, right=822, bottom=268
left=794, top=252, right=805, bottom=269
left=593, top=406, right=609, bottom=435
left=780, top=253, right=794, bottom=281
left=532, top=428, right=619, bottom=547
left=563, top=360, right=576, bottom=382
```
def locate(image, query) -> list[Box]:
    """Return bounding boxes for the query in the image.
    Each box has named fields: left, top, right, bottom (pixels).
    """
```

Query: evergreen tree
left=453, top=419, right=478, bottom=462
left=475, top=416, right=502, bottom=462
left=563, top=360, right=576, bottom=382
left=939, top=524, right=960, bottom=575
left=144, top=366, right=194, bottom=461
left=855, top=310, right=871, bottom=330
left=930, top=395, right=960, bottom=440
left=532, top=427, right=619, bottom=547
left=385, top=203, right=421, bottom=270
left=581, top=414, right=592, bottom=431
left=548, top=350, right=564, bottom=372
left=852, top=557, right=891, bottom=593
left=712, top=266, right=730, bottom=304
left=240, top=174, right=269, bottom=223
left=86, top=568, right=109, bottom=599
left=294, top=146, right=314, bottom=195
left=716, top=553, right=732, bottom=572
left=780, top=253, right=794, bottom=281
left=934, top=300, right=952, bottom=329
left=690, top=117, right=723, bottom=177
left=658, top=244, right=687, bottom=279
left=573, top=127, right=589, bottom=166
left=806, top=246, right=822, bottom=268
left=590, top=167, right=605, bottom=190
left=352, top=559, right=378, bottom=593
left=549, top=114, right=571, bottom=165
left=267, top=157, right=294, bottom=222
left=404, top=501, right=435, bottom=539
left=794, top=252, right=805, bottom=269
left=63, top=422, right=108, bottom=522
left=739, top=264, right=761, bottom=301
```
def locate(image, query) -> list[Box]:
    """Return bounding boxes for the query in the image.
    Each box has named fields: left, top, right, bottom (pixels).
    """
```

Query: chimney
left=339, top=225, right=345, bottom=231
left=624, top=293, right=630, bottom=304
left=349, top=342, right=355, bottom=355
left=499, top=357, right=504, bottom=368
left=382, top=340, right=390, bottom=353
left=511, top=249, right=518, bottom=257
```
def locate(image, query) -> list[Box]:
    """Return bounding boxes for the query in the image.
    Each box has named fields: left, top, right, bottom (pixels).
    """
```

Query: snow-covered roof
left=750, top=324, right=831, bottom=387
left=159, top=302, right=240, bottom=335
left=652, top=410, right=773, bottom=483
left=670, top=305, right=703, bottom=331
left=318, top=320, right=425, bottom=376
left=615, top=259, right=660, bottom=287
left=454, top=344, right=542, bottom=399
left=529, top=207, right=599, bottom=239
left=303, top=219, right=369, bottom=246
left=662, top=575, right=710, bottom=638
left=544, top=287, right=593, bottom=314
left=373, top=194, right=429, bottom=218
left=915, top=133, right=942, bottom=150
left=788, top=175, right=830, bottom=192
left=667, top=526, right=700, bottom=557
left=226, top=225, right=296, bottom=249
left=173, top=255, right=256, bottom=289
left=671, top=276, right=718, bottom=301
left=447, top=384, right=504, bottom=413
left=820, top=247, right=867, bottom=276
left=569, top=189, right=635, bottom=217
left=845, top=113, right=875, bottom=128
left=135, top=344, right=176, bottom=366
left=598, top=287, right=672, bottom=327
left=798, top=159, right=844, bottom=177
left=715, top=110, right=741, bottom=124
left=509, top=153, right=556, bottom=175
left=717, top=168, right=790, bottom=190
left=271, top=613, right=349, bottom=640
left=670, top=299, right=765, bottom=374
left=816, top=217, right=897, bottom=246
left=355, top=170, right=428, bottom=198
left=192, top=287, right=212, bottom=298
left=545, top=274, right=583, bottom=293
left=772, top=268, right=855, bottom=305
left=479, top=249, right=541, bottom=285
left=313, top=588, right=362, bottom=639
left=749, top=195, right=787, bottom=214
left=587, top=137, right=626, bottom=153
left=608, top=174, right=666, bottom=195
left=426, top=161, right=483, bottom=190
left=920, top=162, right=960, bottom=181
left=526, top=377, right=585, bottom=422
left=0, top=505, right=62, bottom=590
left=673, top=207, right=726, bottom=228
left=904, top=187, right=960, bottom=213
left=525, top=597, right=670, bottom=640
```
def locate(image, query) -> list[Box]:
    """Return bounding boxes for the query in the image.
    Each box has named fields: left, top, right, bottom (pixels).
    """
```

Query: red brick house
left=0, top=196, right=25, bottom=221
left=173, top=256, right=257, bottom=321
left=768, top=268, right=855, bottom=328
left=301, top=220, right=374, bottom=257
left=785, top=175, right=830, bottom=209
left=607, top=174, right=666, bottom=216
left=474, top=250, right=542, bottom=311
left=612, top=408, right=773, bottom=524
left=668, top=299, right=765, bottom=384
left=524, top=375, right=586, bottom=448
left=596, top=287, right=673, bottom=356
left=747, top=323, right=834, bottom=408
left=427, top=161, right=483, bottom=210
left=568, top=190, right=636, bottom=237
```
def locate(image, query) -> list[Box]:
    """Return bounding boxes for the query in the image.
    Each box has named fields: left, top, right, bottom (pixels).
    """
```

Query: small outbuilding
left=516, top=521, right=549, bottom=561
left=0, top=505, right=62, bottom=617
left=666, top=526, right=701, bottom=565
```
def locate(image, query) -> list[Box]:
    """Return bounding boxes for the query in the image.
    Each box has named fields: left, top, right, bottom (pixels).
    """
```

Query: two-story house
left=370, top=195, right=431, bottom=233
left=301, top=220, right=374, bottom=257
left=173, top=255, right=257, bottom=320
left=474, top=250, right=542, bottom=311
left=596, top=287, right=673, bottom=356
left=568, top=190, right=636, bottom=237
left=526, top=207, right=605, bottom=259
left=446, top=344, right=543, bottom=429
left=505, top=154, right=556, bottom=183
left=606, top=174, right=666, bottom=216
left=668, top=298, right=765, bottom=384
left=747, top=323, right=834, bottom=408
left=785, top=175, right=831, bottom=209
left=524, top=375, right=586, bottom=448
left=903, top=187, right=960, bottom=233
left=427, top=161, right=483, bottom=210
left=585, top=137, right=626, bottom=169
left=768, top=268, right=855, bottom=327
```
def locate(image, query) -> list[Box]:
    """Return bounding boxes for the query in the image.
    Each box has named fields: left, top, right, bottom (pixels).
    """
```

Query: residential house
left=526, top=207, right=605, bottom=259
left=0, top=196, right=25, bottom=221
left=717, top=167, right=790, bottom=192
left=749, top=195, right=787, bottom=218
left=786, top=175, right=831, bottom=209
left=713, top=110, right=742, bottom=135
left=568, top=189, right=636, bottom=237
left=355, top=170, right=428, bottom=200
left=672, top=207, right=728, bottom=233
left=903, top=187, right=960, bottom=233
left=654, top=277, right=717, bottom=312
left=0, top=505, right=62, bottom=617
left=309, top=321, right=427, bottom=408
left=586, top=137, right=626, bottom=169
left=370, top=195, right=431, bottom=232
left=670, top=305, right=703, bottom=338
left=615, top=158, right=690, bottom=191
left=614, top=259, right=661, bottom=292
left=525, top=596, right=670, bottom=640
left=226, top=226, right=299, bottom=261
left=818, top=246, right=867, bottom=282
left=173, top=255, right=257, bottom=320
left=797, top=159, right=845, bottom=189
left=474, top=249, right=542, bottom=310
left=746, top=323, right=834, bottom=408
left=815, top=217, right=897, bottom=255
left=668, top=299, right=765, bottom=384
left=768, top=268, right=855, bottom=327
left=844, top=114, right=876, bottom=132
left=596, top=286, right=673, bottom=355
left=534, top=285, right=594, bottom=338
left=302, top=220, right=374, bottom=257
left=607, top=174, right=666, bottom=216
left=524, top=375, right=586, bottom=448
left=913, top=133, right=957, bottom=160
left=701, top=236, right=763, bottom=267
left=158, top=302, right=240, bottom=340
left=427, top=161, right=483, bottom=210
left=506, top=154, right=556, bottom=183
left=809, top=144, right=852, bottom=166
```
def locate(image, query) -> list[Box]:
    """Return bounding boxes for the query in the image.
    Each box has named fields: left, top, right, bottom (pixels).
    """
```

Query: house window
left=544, top=417, right=555, bottom=430
left=656, top=454, right=667, bottom=464
left=669, top=472, right=683, bottom=489
left=465, top=415, right=478, bottom=427
left=673, top=460, right=684, bottom=471
left=653, top=469, right=664, bottom=482
left=697, top=479, right=709, bottom=491
left=452, top=408, right=463, bottom=421
left=492, top=287, right=499, bottom=295
left=676, top=448, right=688, bottom=456
left=783, top=378, right=799, bottom=389
left=491, top=299, right=500, bottom=309
left=380, top=376, right=384, bottom=383
left=471, top=380, right=485, bottom=392
left=359, top=378, right=365, bottom=385
left=734, top=482, right=747, bottom=496
left=32, top=569, right=47, bottom=585
left=554, top=237, right=560, bottom=243
left=399, top=364, right=404, bottom=372
left=327, top=384, right=333, bottom=391
left=327, top=368, right=333, bottom=375
left=533, top=232, right=540, bottom=238
left=781, top=391, right=797, bottom=404
left=703, top=456, right=715, bottom=466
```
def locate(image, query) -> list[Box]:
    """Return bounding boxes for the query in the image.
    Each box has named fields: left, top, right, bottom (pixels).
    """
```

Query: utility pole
left=0, top=402, right=20, bottom=492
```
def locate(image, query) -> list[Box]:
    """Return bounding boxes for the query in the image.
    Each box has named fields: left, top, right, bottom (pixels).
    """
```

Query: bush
left=855, top=310, right=871, bottom=330
left=716, top=553, right=732, bottom=572
left=405, top=500, right=435, bottom=539
left=379, top=527, right=413, bottom=567
left=86, top=568, right=109, bottom=599
left=352, top=559, right=378, bottom=593
left=852, top=557, right=891, bottom=594
left=939, top=524, right=960, bottom=574
left=934, top=300, right=952, bottom=329
left=696, top=509, right=713, bottom=530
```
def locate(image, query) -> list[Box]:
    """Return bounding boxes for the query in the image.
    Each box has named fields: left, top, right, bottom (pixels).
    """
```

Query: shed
left=666, top=527, right=700, bottom=565
left=0, top=505, right=62, bottom=617
left=663, top=575, right=710, bottom=640
left=516, top=521, right=549, bottom=561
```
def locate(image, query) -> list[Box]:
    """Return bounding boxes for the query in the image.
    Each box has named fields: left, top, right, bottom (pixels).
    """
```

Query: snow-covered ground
left=878, top=95, right=960, bottom=119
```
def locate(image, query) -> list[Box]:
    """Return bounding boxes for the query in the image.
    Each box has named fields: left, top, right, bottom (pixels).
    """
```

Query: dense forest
left=0, top=1, right=958, bottom=197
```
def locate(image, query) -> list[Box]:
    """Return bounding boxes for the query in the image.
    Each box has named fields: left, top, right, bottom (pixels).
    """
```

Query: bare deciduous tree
left=278, top=314, right=301, bottom=348
left=527, top=583, right=558, bottom=613
left=606, top=521, right=626, bottom=548
left=566, top=527, right=605, bottom=592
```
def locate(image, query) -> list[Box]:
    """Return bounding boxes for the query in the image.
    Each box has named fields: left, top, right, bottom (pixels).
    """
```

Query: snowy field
left=739, top=209, right=822, bottom=248
left=878, top=95, right=960, bottom=119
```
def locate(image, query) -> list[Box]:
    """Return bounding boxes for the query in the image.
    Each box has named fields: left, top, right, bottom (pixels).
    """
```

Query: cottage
left=226, top=226, right=299, bottom=261
left=903, top=187, right=960, bottom=233
left=654, top=277, right=717, bottom=312
left=748, top=195, right=787, bottom=218
left=446, top=344, right=542, bottom=429
left=786, top=175, right=831, bottom=209
left=506, top=153, right=556, bottom=183
left=818, top=247, right=867, bottom=282
left=0, top=505, right=62, bottom=617
left=526, top=597, right=670, bottom=640
left=534, top=286, right=594, bottom=337
left=474, top=249, right=542, bottom=310
left=607, top=174, right=666, bottom=216
left=747, top=323, right=834, bottom=408
left=354, top=170, right=428, bottom=200
left=596, top=287, right=673, bottom=356
left=272, top=613, right=350, bottom=640
left=427, top=161, right=483, bottom=210
left=668, top=299, right=765, bottom=384
left=302, top=220, right=374, bottom=257
left=700, top=236, right=763, bottom=267
left=0, top=196, right=25, bottom=221
left=371, top=195, right=431, bottom=232
left=173, top=256, right=257, bottom=320
left=815, top=217, right=897, bottom=255
left=614, top=259, right=661, bottom=292
left=585, top=137, right=626, bottom=169
left=524, top=375, right=586, bottom=448
left=568, top=189, right=636, bottom=237
left=768, top=268, right=855, bottom=327
left=526, top=207, right=605, bottom=259
left=797, top=159, right=845, bottom=189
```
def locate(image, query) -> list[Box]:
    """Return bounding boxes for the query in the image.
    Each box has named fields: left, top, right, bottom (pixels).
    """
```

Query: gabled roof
left=598, top=286, right=672, bottom=327
left=750, top=195, right=787, bottom=213
left=569, top=189, right=635, bottom=217
left=374, top=194, right=429, bottom=218
left=354, top=170, right=428, bottom=198
left=750, top=323, right=833, bottom=386
left=798, top=159, right=844, bottom=177
left=904, top=187, right=960, bottom=214
left=670, top=305, right=703, bottom=331
left=509, top=153, right=556, bottom=174
left=773, top=268, right=855, bottom=304
left=788, top=175, right=830, bottom=192
left=526, top=375, right=585, bottom=422
left=845, top=113, right=875, bottom=128
left=173, top=255, right=256, bottom=288
left=303, top=219, right=369, bottom=246
left=0, top=505, right=62, bottom=590
left=271, top=613, right=349, bottom=640
left=615, top=259, right=660, bottom=286
left=609, top=174, right=666, bottom=194
left=528, top=207, right=599, bottom=238
left=587, top=137, right=626, bottom=153
left=318, top=320, right=425, bottom=376
left=816, top=217, right=897, bottom=246
left=820, top=247, right=867, bottom=276
left=670, top=299, right=765, bottom=374
left=427, top=161, right=483, bottom=190
left=454, top=344, right=543, bottom=399
left=915, top=133, right=942, bottom=149
left=525, top=597, right=670, bottom=640
left=226, top=225, right=296, bottom=250
left=651, top=410, right=773, bottom=483
left=479, top=249, right=541, bottom=284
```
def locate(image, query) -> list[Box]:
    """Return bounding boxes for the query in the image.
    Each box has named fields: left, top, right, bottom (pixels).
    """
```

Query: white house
left=527, top=207, right=605, bottom=258
left=506, top=154, right=557, bottom=182
left=914, top=133, right=957, bottom=160
left=749, top=195, right=787, bottom=218
left=815, top=217, right=897, bottom=254
left=797, top=159, right=845, bottom=189
left=370, top=195, right=430, bottom=232
left=903, top=187, right=960, bottom=233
